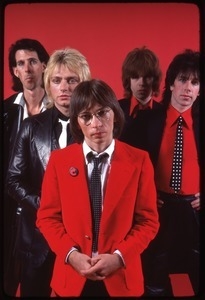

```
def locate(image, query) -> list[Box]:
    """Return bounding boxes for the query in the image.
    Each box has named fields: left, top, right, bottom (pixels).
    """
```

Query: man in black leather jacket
left=3, top=38, right=49, bottom=296
left=6, top=48, right=91, bottom=297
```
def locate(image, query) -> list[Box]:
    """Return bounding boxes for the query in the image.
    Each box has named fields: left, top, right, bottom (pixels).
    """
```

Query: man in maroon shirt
left=139, top=49, right=200, bottom=297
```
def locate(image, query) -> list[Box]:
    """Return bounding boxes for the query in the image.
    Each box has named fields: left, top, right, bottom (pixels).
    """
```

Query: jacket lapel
left=35, top=109, right=55, bottom=170
left=101, top=141, right=137, bottom=221
left=64, top=145, right=93, bottom=229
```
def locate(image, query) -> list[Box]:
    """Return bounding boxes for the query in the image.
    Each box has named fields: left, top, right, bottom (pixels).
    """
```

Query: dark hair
left=161, top=49, right=200, bottom=108
left=122, top=46, right=162, bottom=99
left=70, top=79, right=125, bottom=143
left=8, top=38, right=49, bottom=91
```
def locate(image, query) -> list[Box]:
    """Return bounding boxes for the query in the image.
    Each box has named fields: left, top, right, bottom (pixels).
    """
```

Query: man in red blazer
left=36, top=79, right=159, bottom=297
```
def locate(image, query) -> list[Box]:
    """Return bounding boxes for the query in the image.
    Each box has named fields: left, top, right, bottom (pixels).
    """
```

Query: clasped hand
left=68, top=251, right=123, bottom=281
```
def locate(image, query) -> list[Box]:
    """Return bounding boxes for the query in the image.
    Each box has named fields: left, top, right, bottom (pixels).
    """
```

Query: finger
left=86, top=274, right=106, bottom=281
left=81, top=265, right=102, bottom=277
left=81, top=269, right=106, bottom=280
left=90, top=257, right=101, bottom=266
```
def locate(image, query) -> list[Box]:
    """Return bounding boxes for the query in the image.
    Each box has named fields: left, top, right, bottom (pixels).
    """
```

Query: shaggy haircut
left=70, top=79, right=125, bottom=143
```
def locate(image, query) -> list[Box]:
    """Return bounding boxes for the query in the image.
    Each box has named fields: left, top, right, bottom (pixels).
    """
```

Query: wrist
left=113, top=253, right=124, bottom=268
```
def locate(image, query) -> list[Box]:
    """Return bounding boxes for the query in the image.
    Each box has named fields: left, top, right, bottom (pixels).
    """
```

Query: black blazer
left=6, top=107, right=74, bottom=266
left=118, top=97, right=162, bottom=120
left=118, top=98, right=162, bottom=148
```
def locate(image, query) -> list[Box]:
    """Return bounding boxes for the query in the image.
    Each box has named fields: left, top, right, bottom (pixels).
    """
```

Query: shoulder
left=48, top=143, right=82, bottom=166
left=153, top=100, right=163, bottom=109
left=16, top=109, right=53, bottom=138
left=4, top=93, right=19, bottom=102
left=192, top=98, right=200, bottom=117
left=51, top=143, right=81, bottom=158
left=142, top=104, right=166, bottom=120
left=115, top=140, right=149, bottom=159
left=23, top=107, right=53, bottom=125
left=3, top=93, right=19, bottom=109
left=33, top=107, right=53, bottom=120
left=118, top=98, right=129, bottom=108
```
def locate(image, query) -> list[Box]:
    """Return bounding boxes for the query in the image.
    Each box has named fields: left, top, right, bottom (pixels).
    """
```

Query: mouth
left=59, top=95, right=70, bottom=99
left=138, top=89, right=146, bottom=94
left=92, top=131, right=105, bottom=137
left=181, top=94, right=191, bottom=99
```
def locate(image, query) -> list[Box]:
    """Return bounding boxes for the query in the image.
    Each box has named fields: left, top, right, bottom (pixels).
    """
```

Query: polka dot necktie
left=170, top=116, right=183, bottom=193
left=89, top=153, right=108, bottom=252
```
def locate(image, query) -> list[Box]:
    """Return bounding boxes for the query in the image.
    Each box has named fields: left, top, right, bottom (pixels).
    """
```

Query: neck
left=171, top=102, right=192, bottom=113
left=136, top=95, right=152, bottom=105
left=54, top=104, right=70, bottom=117
left=85, top=138, right=112, bottom=154
left=23, top=87, right=45, bottom=104
left=23, top=88, right=46, bottom=116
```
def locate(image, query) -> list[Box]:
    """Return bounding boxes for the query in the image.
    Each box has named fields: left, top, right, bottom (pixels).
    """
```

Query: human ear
left=13, top=67, right=19, bottom=77
left=42, top=63, right=47, bottom=72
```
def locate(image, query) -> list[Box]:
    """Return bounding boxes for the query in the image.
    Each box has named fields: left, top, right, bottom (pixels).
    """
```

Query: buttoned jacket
left=37, top=140, right=159, bottom=297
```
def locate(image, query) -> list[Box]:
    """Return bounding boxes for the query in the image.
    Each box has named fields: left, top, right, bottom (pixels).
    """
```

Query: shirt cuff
left=65, top=247, right=79, bottom=264
left=113, top=249, right=126, bottom=267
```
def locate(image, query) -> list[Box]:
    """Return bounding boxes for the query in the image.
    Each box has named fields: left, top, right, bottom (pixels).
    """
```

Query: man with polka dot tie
left=139, top=49, right=200, bottom=297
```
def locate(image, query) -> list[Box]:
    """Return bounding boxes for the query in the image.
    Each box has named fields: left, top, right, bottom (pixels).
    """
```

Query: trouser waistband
left=158, top=191, right=196, bottom=203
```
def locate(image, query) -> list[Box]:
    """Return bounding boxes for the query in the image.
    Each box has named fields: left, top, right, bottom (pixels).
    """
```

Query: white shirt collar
left=14, top=92, right=48, bottom=119
left=83, top=139, right=115, bottom=165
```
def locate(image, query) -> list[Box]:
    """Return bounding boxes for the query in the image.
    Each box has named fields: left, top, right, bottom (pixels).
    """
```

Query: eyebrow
left=51, top=75, right=79, bottom=79
left=79, top=107, right=105, bottom=114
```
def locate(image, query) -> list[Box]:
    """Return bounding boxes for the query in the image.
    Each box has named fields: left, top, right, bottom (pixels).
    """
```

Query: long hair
left=122, top=46, right=162, bottom=99
left=70, top=79, right=125, bottom=143
left=44, top=48, right=91, bottom=107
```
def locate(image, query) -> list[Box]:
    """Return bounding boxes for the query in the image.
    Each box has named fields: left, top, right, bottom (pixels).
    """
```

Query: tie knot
left=58, top=118, right=70, bottom=127
left=93, top=156, right=101, bottom=167
left=178, top=116, right=183, bottom=125
left=88, top=152, right=109, bottom=166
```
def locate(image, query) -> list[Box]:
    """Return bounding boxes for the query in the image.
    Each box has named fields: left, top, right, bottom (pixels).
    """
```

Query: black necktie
left=89, top=153, right=108, bottom=252
left=170, top=116, right=183, bottom=193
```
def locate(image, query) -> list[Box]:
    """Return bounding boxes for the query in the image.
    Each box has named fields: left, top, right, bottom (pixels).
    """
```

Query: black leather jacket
left=6, top=107, right=74, bottom=266
left=4, top=94, right=24, bottom=179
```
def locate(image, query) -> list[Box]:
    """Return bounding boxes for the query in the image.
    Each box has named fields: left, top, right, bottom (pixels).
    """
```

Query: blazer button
left=85, top=235, right=91, bottom=240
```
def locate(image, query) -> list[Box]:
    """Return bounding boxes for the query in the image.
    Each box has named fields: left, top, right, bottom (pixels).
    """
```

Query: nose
left=90, top=114, right=102, bottom=126
left=25, top=61, right=32, bottom=72
left=184, top=80, right=192, bottom=91
left=60, top=81, right=68, bottom=92
left=138, top=77, right=146, bottom=85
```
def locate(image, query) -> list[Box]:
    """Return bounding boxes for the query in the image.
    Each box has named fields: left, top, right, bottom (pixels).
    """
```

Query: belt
left=158, top=191, right=196, bottom=203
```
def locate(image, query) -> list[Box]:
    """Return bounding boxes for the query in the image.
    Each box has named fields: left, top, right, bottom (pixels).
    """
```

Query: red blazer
left=37, top=140, right=159, bottom=297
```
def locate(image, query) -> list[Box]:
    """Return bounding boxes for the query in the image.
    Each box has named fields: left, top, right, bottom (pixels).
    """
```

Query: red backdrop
left=3, top=2, right=200, bottom=100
